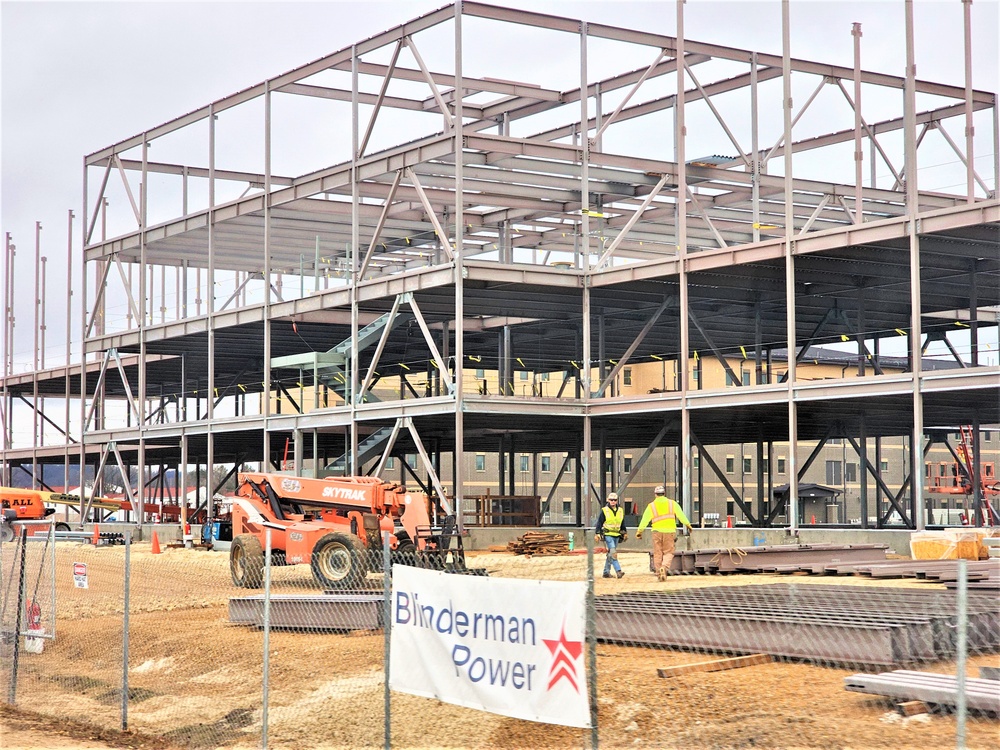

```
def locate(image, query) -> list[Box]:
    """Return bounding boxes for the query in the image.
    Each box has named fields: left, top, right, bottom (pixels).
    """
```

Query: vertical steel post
left=2, top=233, right=10, bottom=480
left=904, top=0, right=924, bottom=531
left=121, top=531, right=131, bottom=730
left=64, top=210, right=74, bottom=521
left=751, top=52, right=760, bottom=243
left=962, top=0, right=975, bottom=203
left=382, top=531, right=391, bottom=750
left=677, top=0, right=693, bottom=522
left=956, top=558, right=967, bottom=749
left=262, top=526, right=272, bottom=750
left=454, top=1, right=466, bottom=531
left=33, top=223, right=41, bottom=473
left=783, top=0, right=799, bottom=533
left=853, top=23, right=863, bottom=222
left=350, top=44, right=360, bottom=471
left=79, top=161, right=88, bottom=524
left=137, top=136, right=149, bottom=526
left=261, top=77, right=274, bottom=466
left=40, top=256, right=47, bottom=371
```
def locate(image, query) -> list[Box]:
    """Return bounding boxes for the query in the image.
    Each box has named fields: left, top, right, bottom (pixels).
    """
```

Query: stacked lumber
left=507, top=531, right=570, bottom=556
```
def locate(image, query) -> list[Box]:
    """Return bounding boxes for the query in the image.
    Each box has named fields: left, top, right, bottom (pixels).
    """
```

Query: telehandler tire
left=230, top=534, right=265, bottom=588
left=55, top=522, right=71, bottom=532
left=311, top=532, right=366, bottom=589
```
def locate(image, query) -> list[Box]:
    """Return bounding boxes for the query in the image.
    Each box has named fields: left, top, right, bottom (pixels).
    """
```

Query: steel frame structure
left=2, top=1, right=999, bottom=531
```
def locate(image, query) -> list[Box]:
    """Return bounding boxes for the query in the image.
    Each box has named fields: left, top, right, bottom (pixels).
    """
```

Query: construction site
left=1, top=1, right=999, bottom=748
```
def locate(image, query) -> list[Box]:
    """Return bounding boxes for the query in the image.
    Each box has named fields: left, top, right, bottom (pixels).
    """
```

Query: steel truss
left=2, top=2, right=999, bottom=531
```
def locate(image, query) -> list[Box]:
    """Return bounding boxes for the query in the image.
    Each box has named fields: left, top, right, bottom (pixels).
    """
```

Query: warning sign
left=73, top=562, right=88, bottom=589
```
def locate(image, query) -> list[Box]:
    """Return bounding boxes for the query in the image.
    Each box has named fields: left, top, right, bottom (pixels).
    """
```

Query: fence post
left=956, top=558, right=967, bottom=750
left=49, top=523, right=56, bottom=641
left=383, top=531, right=391, bottom=750
left=122, top=530, right=131, bottom=731
left=8, top=527, right=27, bottom=705
left=586, top=527, right=598, bottom=748
left=262, top=526, right=272, bottom=750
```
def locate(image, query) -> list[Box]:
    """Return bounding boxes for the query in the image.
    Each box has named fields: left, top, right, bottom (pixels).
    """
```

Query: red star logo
left=542, top=620, right=583, bottom=693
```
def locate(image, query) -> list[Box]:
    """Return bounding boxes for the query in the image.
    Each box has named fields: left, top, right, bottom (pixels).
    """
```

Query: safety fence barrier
left=1, top=522, right=997, bottom=749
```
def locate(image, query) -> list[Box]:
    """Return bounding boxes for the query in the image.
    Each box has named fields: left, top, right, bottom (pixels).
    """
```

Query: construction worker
left=635, top=485, right=692, bottom=581
left=594, top=492, right=627, bottom=579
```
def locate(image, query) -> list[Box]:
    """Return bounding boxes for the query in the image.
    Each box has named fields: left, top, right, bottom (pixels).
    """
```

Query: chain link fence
left=1, top=521, right=997, bottom=749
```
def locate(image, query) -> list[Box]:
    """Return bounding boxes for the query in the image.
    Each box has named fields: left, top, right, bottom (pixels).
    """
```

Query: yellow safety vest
left=639, top=496, right=687, bottom=533
left=600, top=506, right=624, bottom=537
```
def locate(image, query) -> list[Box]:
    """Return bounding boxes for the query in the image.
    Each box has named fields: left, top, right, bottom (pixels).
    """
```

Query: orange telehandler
left=229, top=471, right=469, bottom=589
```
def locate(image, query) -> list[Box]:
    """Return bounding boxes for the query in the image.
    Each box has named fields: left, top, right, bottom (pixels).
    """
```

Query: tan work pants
left=652, top=530, right=676, bottom=573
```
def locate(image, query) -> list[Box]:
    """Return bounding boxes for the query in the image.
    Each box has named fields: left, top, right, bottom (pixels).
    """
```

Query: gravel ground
left=2, top=541, right=997, bottom=749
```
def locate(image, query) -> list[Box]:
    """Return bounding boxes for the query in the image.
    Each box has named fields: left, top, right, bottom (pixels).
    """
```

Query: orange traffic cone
left=91, top=525, right=100, bottom=545
left=151, top=531, right=161, bottom=555
left=726, top=515, right=733, bottom=528
left=810, top=514, right=816, bottom=524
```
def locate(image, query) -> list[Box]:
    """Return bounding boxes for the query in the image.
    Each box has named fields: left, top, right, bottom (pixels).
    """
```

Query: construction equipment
left=927, top=426, right=1000, bottom=525
left=229, top=471, right=469, bottom=589
left=0, top=487, right=72, bottom=541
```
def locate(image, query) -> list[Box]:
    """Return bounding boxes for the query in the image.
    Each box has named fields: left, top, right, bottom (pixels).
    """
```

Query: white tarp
left=389, top=566, right=590, bottom=728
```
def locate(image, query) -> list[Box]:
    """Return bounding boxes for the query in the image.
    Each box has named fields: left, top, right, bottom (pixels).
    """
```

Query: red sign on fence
left=73, top=562, right=88, bottom=589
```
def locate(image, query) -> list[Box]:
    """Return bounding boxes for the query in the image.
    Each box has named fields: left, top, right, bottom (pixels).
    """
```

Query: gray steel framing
left=2, top=2, right=999, bottom=531
left=228, top=593, right=384, bottom=631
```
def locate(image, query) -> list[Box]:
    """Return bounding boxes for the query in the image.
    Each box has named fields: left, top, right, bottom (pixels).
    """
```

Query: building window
left=845, top=463, right=857, bottom=483
left=939, top=463, right=949, bottom=477
left=984, top=430, right=992, bottom=441
left=743, top=457, right=752, bottom=474
left=623, top=456, right=633, bottom=473
left=562, top=499, right=572, bottom=516
left=925, top=462, right=932, bottom=478
left=726, top=456, right=735, bottom=474
left=742, top=370, right=751, bottom=386
left=475, top=454, right=486, bottom=472
left=692, top=363, right=700, bottom=384
left=541, top=455, right=551, bottom=472
left=778, top=457, right=786, bottom=474
left=826, top=460, right=842, bottom=485
left=405, top=454, right=417, bottom=469
left=541, top=372, right=549, bottom=381
left=386, top=457, right=395, bottom=469
left=519, top=455, right=529, bottom=472
left=880, top=459, right=889, bottom=472
left=761, top=457, right=769, bottom=474
left=603, top=456, right=613, bottom=474
left=693, top=455, right=700, bottom=470
left=623, top=367, right=632, bottom=386
left=519, top=371, right=528, bottom=380
left=475, top=368, right=485, bottom=379
left=726, top=370, right=738, bottom=386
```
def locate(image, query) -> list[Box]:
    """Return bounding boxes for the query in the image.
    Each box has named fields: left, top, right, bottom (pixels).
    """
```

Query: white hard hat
left=607, top=493, right=619, bottom=502
left=654, top=485, right=665, bottom=495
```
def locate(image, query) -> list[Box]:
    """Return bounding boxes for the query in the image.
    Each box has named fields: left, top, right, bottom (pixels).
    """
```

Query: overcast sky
left=2, top=0, right=998, bottom=372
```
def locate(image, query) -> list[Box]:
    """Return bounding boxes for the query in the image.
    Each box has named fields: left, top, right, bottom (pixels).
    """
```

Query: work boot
left=657, top=568, right=667, bottom=582
left=602, top=572, right=612, bottom=578
left=616, top=570, right=625, bottom=579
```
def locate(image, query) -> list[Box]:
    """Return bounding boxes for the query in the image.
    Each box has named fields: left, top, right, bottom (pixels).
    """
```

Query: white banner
left=389, top=566, right=590, bottom=728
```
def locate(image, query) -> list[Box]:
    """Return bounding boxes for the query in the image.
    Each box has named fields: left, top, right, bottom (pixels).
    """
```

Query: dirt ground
left=2, top=541, right=997, bottom=749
